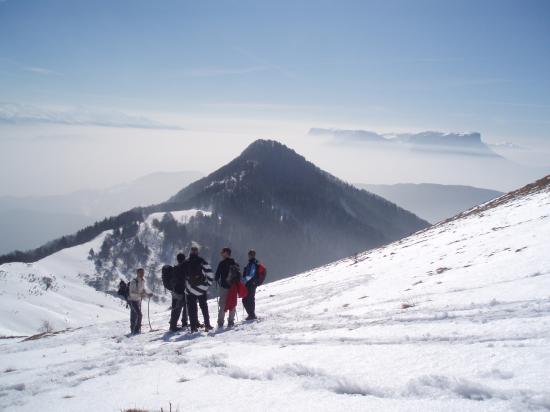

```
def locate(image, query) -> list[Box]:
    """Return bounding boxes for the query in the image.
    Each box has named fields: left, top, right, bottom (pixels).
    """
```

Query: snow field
left=0, top=185, right=549, bottom=411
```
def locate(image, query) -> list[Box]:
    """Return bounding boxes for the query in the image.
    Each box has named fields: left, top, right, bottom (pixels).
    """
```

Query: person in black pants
left=215, top=247, right=237, bottom=328
left=185, top=246, right=214, bottom=332
left=128, top=268, right=152, bottom=334
left=169, top=253, right=188, bottom=332
left=242, top=250, right=259, bottom=320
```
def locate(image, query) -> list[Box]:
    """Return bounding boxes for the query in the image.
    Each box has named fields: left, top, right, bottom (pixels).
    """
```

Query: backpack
left=256, top=262, right=267, bottom=286
left=117, top=280, right=130, bottom=300
left=161, top=265, right=175, bottom=291
left=227, top=263, right=242, bottom=286
left=187, top=258, right=206, bottom=288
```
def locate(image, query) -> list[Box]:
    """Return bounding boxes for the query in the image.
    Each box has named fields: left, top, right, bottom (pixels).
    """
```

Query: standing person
left=186, top=246, right=214, bottom=332
left=128, top=268, right=152, bottom=335
left=242, top=250, right=259, bottom=320
left=215, top=247, right=237, bottom=329
left=169, top=253, right=188, bottom=332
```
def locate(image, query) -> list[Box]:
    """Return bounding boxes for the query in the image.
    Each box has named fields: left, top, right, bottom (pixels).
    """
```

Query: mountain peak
left=239, top=139, right=303, bottom=162
left=163, top=141, right=428, bottom=278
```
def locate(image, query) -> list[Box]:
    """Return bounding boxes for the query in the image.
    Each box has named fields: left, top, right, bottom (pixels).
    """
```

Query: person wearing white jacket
left=128, top=268, right=152, bottom=334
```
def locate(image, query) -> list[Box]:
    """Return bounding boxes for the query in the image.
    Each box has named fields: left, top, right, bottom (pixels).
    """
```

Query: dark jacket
left=215, top=257, right=236, bottom=289
left=243, top=258, right=259, bottom=285
left=185, top=254, right=214, bottom=296
left=173, top=262, right=187, bottom=295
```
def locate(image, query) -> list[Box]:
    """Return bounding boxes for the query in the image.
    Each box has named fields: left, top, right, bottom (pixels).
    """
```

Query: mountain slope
left=1, top=176, right=548, bottom=411
left=0, top=209, right=211, bottom=336
left=0, top=231, right=125, bottom=336
left=162, top=139, right=429, bottom=276
left=357, top=183, right=503, bottom=223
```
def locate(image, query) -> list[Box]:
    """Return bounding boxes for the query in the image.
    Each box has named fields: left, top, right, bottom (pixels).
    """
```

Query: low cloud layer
left=0, top=102, right=183, bottom=130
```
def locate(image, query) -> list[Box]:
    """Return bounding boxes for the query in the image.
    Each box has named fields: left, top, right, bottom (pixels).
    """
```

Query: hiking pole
left=216, top=282, right=220, bottom=313
left=147, top=296, right=153, bottom=331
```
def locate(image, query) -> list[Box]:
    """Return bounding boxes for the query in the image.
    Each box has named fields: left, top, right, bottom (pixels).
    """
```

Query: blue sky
left=0, top=0, right=549, bottom=195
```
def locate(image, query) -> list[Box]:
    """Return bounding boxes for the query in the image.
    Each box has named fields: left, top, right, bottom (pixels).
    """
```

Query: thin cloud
left=232, top=46, right=297, bottom=79
left=482, top=101, right=550, bottom=110
left=182, top=66, right=269, bottom=77
left=452, top=77, right=509, bottom=86
left=394, top=57, right=463, bottom=63
left=0, top=102, right=184, bottom=130
left=22, top=66, right=59, bottom=76
left=202, top=101, right=323, bottom=111
left=0, top=58, right=60, bottom=76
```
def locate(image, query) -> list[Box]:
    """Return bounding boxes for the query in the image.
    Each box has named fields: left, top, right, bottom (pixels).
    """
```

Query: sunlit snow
left=0, top=180, right=549, bottom=411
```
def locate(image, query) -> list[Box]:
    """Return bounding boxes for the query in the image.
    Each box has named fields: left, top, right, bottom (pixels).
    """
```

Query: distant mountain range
left=309, top=128, right=501, bottom=157
left=309, top=128, right=548, bottom=192
left=0, top=171, right=202, bottom=254
left=357, top=183, right=503, bottom=223
left=0, top=140, right=430, bottom=290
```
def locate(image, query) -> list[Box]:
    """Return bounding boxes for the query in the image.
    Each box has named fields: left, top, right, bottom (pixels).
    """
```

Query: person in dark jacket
left=186, top=246, right=214, bottom=332
left=242, top=249, right=259, bottom=320
left=169, top=253, right=188, bottom=332
left=215, top=247, right=237, bottom=328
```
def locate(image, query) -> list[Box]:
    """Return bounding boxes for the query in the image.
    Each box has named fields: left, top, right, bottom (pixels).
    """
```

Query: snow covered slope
left=0, top=209, right=211, bottom=337
left=0, top=176, right=549, bottom=411
left=0, top=232, right=126, bottom=336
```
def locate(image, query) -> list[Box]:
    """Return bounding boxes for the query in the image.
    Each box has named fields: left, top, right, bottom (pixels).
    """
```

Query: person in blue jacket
left=242, top=249, right=259, bottom=320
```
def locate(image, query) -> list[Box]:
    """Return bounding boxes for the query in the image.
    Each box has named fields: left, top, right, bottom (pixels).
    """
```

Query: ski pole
left=147, top=296, right=153, bottom=331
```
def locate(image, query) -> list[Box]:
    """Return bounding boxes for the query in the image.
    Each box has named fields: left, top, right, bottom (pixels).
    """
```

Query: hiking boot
left=227, top=321, right=235, bottom=328
left=245, top=315, right=257, bottom=321
left=204, top=324, right=213, bottom=331
left=190, top=327, right=199, bottom=333
left=169, top=327, right=180, bottom=333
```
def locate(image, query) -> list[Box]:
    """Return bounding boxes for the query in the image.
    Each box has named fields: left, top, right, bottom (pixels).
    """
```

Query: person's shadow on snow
left=150, top=331, right=205, bottom=343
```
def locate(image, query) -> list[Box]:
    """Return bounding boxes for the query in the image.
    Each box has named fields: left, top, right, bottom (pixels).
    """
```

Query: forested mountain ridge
left=153, top=139, right=429, bottom=277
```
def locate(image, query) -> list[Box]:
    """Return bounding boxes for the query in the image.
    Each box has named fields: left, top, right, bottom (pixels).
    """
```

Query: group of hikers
left=122, top=247, right=266, bottom=335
